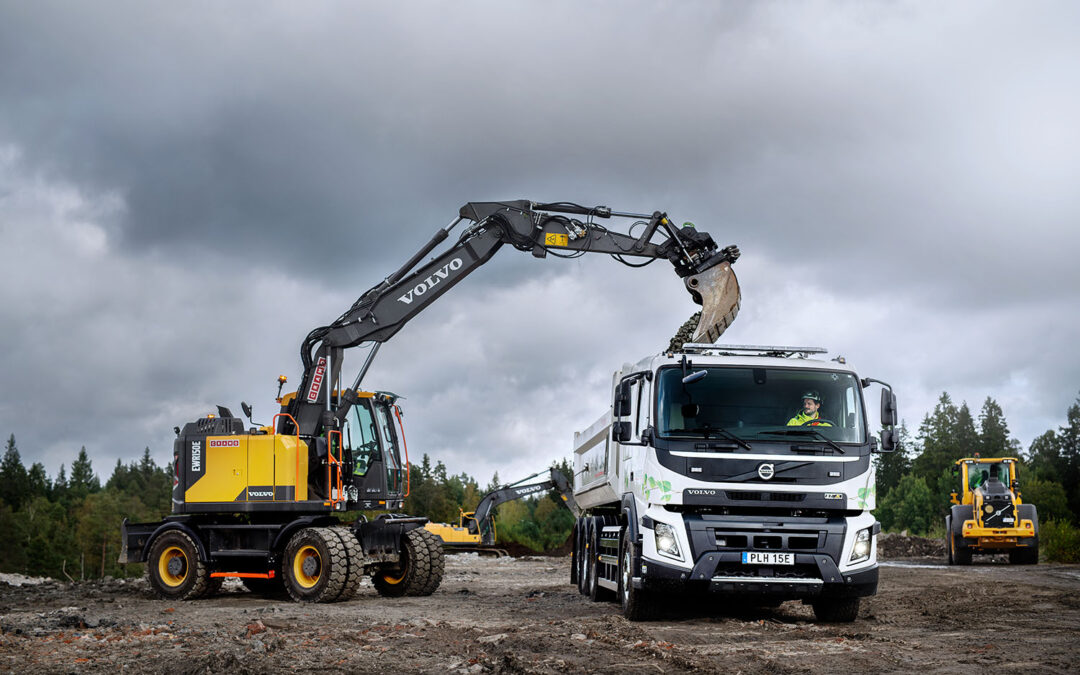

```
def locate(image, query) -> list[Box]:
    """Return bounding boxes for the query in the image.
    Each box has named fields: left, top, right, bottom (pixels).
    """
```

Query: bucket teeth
left=685, top=261, right=741, bottom=343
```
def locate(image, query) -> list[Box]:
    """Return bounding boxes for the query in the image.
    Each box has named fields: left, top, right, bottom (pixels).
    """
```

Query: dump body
left=571, top=345, right=893, bottom=622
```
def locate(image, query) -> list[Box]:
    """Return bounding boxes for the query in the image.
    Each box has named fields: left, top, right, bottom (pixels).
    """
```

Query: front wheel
left=146, top=530, right=211, bottom=600
left=812, top=597, right=860, bottom=623
left=372, top=527, right=444, bottom=597
left=619, top=530, right=657, bottom=621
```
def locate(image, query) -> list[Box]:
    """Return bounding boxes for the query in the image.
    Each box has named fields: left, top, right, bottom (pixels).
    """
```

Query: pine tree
left=27, top=462, right=51, bottom=499
left=977, top=397, right=1012, bottom=457
left=0, top=434, right=30, bottom=510
left=69, top=446, right=100, bottom=498
left=1058, top=393, right=1080, bottom=519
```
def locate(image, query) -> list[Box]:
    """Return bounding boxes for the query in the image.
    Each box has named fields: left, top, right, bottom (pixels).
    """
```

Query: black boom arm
left=284, top=200, right=740, bottom=438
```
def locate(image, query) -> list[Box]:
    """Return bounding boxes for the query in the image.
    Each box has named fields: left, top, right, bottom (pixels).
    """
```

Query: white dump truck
left=570, top=344, right=898, bottom=622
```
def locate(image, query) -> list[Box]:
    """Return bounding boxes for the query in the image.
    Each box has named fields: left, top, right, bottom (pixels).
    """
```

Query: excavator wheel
left=146, top=530, right=212, bottom=601
left=283, top=527, right=348, bottom=602
left=372, top=527, right=444, bottom=598
left=328, top=527, right=364, bottom=601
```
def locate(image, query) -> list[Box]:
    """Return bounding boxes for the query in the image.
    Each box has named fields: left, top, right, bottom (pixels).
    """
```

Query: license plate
left=742, top=552, right=794, bottom=565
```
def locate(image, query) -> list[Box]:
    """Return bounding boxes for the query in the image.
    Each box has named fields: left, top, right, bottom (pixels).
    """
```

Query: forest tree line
left=2, top=390, right=1078, bottom=580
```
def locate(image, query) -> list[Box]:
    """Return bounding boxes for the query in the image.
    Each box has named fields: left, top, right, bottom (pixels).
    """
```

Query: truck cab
left=571, top=344, right=897, bottom=622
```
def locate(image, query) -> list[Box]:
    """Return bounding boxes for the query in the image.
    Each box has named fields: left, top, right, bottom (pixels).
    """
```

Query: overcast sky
left=1, top=1, right=1078, bottom=488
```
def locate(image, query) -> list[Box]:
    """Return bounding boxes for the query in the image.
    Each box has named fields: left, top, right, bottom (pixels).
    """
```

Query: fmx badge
left=757, top=463, right=775, bottom=480
left=306, top=356, right=327, bottom=403
left=544, top=232, right=569, bottom=247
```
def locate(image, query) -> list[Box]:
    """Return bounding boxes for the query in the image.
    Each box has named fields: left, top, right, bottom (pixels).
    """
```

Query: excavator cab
left=339, top=391, right=409, bottom=510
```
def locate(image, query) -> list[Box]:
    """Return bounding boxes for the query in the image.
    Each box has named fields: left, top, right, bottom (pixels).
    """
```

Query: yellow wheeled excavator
left=119, top=200, right=742, bottom=602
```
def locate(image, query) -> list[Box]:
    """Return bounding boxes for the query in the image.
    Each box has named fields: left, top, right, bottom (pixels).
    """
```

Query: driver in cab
left=787, top=391, right=831, bottom=426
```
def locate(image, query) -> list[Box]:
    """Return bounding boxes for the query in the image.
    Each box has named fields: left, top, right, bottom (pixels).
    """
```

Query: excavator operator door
left=341, top=394, right=407, bottom=510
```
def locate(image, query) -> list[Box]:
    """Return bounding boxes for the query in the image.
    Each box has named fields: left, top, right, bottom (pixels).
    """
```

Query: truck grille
left=726, top=491, right=806, bottom=502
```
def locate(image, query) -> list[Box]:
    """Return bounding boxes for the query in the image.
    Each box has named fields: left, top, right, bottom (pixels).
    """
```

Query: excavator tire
left=146, top=530, right=212, bottom=601
left=283, top=527, right=348, bottom=602
left=372, top=527, right=443, bottom=597
left=329, top=527, right=365, bottom=601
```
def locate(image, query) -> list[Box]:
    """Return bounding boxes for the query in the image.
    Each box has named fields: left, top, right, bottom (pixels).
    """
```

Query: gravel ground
left=1, top=540, right=1078, bottom=674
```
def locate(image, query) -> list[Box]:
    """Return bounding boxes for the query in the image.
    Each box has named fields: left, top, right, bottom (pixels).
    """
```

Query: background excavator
left=119, top=199, right=742, bottom=603
left=425, top=468, right=581, bottom=556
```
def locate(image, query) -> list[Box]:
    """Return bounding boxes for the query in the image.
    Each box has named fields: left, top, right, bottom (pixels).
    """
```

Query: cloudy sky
left=1, top=1, right=1078, bottom=487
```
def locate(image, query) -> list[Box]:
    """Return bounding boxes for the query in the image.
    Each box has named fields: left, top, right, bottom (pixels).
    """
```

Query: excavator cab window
left=374, top=403, right=405, bottom=494
left=345, top=400, right=380, bottom=478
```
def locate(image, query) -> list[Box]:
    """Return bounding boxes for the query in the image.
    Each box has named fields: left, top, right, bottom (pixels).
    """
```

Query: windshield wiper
left=756, top=428, right=845, bottom=454
left=684, top=426, right=752, bottom=451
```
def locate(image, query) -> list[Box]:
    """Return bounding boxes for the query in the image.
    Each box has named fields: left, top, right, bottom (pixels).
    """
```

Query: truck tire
left=576, top=521, right=589, bottom=595
left=619, top=530, right=657, bottom=621
left=329, top=527, right=364, bottom=601
left=283, top=527, right=348, bottom=602
left=587, top=518, right=613, bottom=602
left=812, top=597, right=860, bottom=623
left=372, top=527, right=443, bottom=597
left=146, top=530, right=212, bottom=601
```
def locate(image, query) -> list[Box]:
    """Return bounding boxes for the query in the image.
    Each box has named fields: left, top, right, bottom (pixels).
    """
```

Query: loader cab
left=953, top=457, right=1018, bottom=506
left=341, top=391, right=408, bottom=509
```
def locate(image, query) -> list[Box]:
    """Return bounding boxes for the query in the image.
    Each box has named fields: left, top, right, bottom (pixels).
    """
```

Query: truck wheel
left=619, top=530, right=657, bottom=621
left=812, top=597, right=860, bottom=623
left=147, top=530, right=211, bottom=601
left=569, top=522, right=579, bottom=587
left=576, top=522, right=589, bottom=595
left=283, top=528, right=348, bottom=602
left=372, top=527, right=443, bottom=597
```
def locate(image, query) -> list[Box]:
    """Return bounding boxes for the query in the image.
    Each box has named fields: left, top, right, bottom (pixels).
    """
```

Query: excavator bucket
left=685, top=261, right=741, bottom=343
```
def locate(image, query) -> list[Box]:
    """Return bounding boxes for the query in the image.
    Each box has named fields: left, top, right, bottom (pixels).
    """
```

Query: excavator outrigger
left=425, top=468, right=581, bottom=555
left=119, top=200, right=741, bottom=603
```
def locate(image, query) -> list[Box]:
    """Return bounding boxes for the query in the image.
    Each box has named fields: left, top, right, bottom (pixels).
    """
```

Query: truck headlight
left=849, top=527, right=872, bottom=564
left=654, top=522, right=681, bottom=560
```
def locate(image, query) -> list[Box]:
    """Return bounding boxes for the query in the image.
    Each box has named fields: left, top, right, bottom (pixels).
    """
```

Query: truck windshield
left=657, top=366, right=866, bottom=444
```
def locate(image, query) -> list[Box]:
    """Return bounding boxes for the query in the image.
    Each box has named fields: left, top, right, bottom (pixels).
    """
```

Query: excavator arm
left=285, top=200, right=741, bottom=437
left=468, top=468, right=582, bottom=546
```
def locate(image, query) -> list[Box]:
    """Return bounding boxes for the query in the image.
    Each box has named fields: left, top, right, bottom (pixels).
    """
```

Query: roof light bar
left=679, top=343, right=828, bottom=357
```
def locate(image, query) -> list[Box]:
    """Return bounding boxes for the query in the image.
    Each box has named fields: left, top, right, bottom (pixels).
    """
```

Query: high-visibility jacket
left=786, top=411, right=831, bottom=427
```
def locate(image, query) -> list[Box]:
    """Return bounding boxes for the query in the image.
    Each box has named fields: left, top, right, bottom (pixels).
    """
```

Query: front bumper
left=637, top=553, right=877, bottom=599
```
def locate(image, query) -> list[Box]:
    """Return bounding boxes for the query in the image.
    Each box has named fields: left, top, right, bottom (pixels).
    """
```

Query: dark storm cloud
left=1, top=2, right=1078, bottom=481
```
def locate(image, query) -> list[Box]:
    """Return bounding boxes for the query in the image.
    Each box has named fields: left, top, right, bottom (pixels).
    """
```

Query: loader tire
left=952, top=533, right=972, bottom=566
left=1009, top=545, right=1039, bottom=565
left=147, top=530, right=211, bottom=601
left=373, top=527, right=443, bottom=597
left=812, top=597, right=860, bottom=623
left=283, top=527, right=348, bottom=603
left=945, top=517, right=954, bottom=565
left=619, top=530, right=658, bottom=621
left=329, top=527, right=365, bottom=601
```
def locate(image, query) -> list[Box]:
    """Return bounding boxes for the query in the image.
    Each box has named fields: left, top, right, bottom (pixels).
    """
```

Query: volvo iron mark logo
left=757, top=463, right=775, bottom=480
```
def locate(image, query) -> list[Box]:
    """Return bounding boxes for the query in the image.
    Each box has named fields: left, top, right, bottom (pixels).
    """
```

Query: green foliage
left=1020, top=478, right=1071, bottom=523
left=875, top=420, right=912, bottom=497
left=1, top=434, right=30, bottom=510
left=1040, top=520, right=1080, bottom=563
left=875, top=474, right=935, bottom=535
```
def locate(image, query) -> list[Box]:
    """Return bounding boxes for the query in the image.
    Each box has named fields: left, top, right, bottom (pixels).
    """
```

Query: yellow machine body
left=183, top=433, right=308, bottom=505
left=949, top=457, right=1035, bottom=550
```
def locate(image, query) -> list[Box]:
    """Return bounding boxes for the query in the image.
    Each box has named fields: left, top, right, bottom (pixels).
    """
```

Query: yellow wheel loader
left=946, top=456, right=1038, bottom=565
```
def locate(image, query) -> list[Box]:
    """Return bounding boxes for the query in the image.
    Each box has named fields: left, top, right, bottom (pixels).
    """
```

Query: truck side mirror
left=612, top=421, right=632, bottom=443
left=879, top=427, right=897, bottom=453
left=880, top=390, right=897, bottom=427
left=614, top=381, right=633, bottom=417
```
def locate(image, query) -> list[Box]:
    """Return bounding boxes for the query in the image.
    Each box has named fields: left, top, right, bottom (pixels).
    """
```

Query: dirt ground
left=2, top=539, right=1079, bottom=674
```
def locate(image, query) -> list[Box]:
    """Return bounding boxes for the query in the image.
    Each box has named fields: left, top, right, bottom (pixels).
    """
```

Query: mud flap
left=685, top=261, right=741, bottom=343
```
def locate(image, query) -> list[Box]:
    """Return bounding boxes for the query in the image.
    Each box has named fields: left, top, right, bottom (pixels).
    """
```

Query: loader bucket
left=685, top=261, right=741, bottom=343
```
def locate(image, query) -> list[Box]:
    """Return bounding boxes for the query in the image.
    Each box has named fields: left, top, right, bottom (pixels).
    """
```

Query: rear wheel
left=576, top=522, right=589, bottom=595
left=1009, top=545, right=1038, bottom=565
left=619, top=529, right=657, bottom=621
left=373, top=527, right=444, bottom=597
left=812, top=597, right=860, bottom=623
left=330, top=527, right=364, bottom=601
left=283, top=528, right=348, bottom=602
left=945, top=517, right=954, bottom=565
left=147, top=530, right=211, bottom=601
